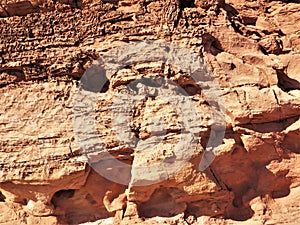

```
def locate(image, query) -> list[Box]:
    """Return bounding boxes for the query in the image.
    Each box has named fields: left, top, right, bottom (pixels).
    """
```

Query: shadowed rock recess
left=0, top=0, right=300, bottom=224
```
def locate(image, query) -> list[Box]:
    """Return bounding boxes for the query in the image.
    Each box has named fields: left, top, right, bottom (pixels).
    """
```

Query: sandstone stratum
left=0, top=0, right=300, bottom=224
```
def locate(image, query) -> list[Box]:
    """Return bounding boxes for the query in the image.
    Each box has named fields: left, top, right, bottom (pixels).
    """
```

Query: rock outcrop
left=0, top=0, right=299, bottom=224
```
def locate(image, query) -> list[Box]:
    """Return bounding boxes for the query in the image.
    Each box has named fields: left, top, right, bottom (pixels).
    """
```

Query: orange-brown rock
left=0, top=0, right=300, bottom=224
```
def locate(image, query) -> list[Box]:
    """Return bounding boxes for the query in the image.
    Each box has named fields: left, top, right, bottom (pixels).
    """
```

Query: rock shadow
left=192, top=130, right=292, bottom=221
left=134, top=128, right=294, bottom=222
left=51, top=169, right=128, bottom=224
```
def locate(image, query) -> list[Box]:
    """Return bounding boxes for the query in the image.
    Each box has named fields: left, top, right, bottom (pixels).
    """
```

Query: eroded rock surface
left=0, top=0, right=300, bottom=224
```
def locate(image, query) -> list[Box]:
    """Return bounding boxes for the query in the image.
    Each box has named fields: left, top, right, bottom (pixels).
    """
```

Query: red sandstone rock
left=0, top=0, right=300, bottom=224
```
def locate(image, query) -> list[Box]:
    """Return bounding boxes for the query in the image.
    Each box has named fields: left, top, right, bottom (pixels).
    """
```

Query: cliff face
left=0, top=0, right=300, bottom=224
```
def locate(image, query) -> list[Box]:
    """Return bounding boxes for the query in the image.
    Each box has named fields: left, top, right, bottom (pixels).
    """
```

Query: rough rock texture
left=0, top=0, right=300, bottom=224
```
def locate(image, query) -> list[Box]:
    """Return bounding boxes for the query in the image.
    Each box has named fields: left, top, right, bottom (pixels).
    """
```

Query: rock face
left=0, top=0, right=300, bottom=224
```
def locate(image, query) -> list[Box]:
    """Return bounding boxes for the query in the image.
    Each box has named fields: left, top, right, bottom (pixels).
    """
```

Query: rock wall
left=0, top=0, right=300, bottom=224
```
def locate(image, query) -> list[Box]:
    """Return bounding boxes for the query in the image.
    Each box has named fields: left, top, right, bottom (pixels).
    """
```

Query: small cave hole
left=80, top=64, right=110, bottom=93
left=180, top=0, right=195, bottom=8
left=181, top=84, right=201, bottom=96
left=51, top=189, right=75, bottom=206
left=202, top=33, right=224, bottom=56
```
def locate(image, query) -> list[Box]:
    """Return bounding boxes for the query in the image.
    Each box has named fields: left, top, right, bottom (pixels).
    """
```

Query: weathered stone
left=0, top=0, right=300, bottom=224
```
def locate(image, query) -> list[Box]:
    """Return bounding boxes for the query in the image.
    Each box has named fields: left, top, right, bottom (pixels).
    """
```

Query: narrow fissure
left=208, top=167, right=230, bottom=191
left=0, top=191, right=5, bottom=202
left=273, top=89, right=280, bottom=105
